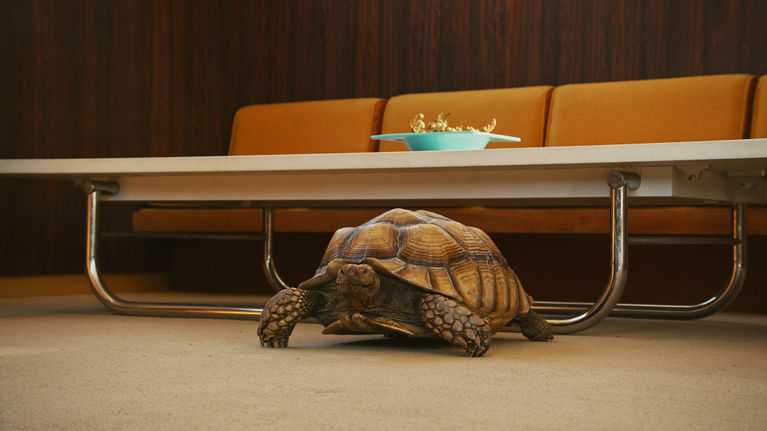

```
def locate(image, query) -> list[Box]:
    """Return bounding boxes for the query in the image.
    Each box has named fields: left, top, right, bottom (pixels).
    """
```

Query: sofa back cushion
left=545, top=74, right=756, bottom=146
left=751, top=75, right=767, bottom=138
left=378, top=86, right=553, bottom=151
left=229, top=98, right=387, bottom=155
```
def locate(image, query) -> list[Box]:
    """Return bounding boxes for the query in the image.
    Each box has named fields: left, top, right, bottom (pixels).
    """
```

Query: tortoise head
left=336, top=263, right=382, bottom=310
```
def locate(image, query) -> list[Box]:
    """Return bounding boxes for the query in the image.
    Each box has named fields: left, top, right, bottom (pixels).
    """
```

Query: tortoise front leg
left=419, top=294, right=491, bottom=357
left=258, top=288, right=321, bottom=348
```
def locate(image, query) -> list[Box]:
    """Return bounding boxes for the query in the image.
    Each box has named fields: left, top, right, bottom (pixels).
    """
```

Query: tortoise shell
left=299, top=208, right=532, bottom=331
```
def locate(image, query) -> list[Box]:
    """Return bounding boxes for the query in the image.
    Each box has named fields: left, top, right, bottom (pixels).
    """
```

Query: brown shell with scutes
left=299, top=208, right=533, bottom=332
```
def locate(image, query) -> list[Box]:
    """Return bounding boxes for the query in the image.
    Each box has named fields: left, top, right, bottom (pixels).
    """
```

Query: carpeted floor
left=1, top=292, right=766, bottom=430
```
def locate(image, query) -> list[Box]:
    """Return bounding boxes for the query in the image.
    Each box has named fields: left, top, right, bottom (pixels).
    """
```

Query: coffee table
left=2, top=139, right=766, bottom=333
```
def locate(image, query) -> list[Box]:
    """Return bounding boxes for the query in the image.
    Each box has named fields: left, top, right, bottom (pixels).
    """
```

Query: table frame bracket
left=84, top=180, right=264, bottom=319
left=80, top=171, right=748, bottom=333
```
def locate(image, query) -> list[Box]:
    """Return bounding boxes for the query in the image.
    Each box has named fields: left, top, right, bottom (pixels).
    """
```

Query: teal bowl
left=371, top=132, right=521, bottom=151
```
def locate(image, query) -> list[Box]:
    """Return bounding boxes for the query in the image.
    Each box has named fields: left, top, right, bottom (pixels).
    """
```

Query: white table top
left=1, top=139, right=766, bottom=206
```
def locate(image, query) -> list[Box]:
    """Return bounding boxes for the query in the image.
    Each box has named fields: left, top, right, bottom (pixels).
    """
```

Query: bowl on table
left=371, top=131, right=521, bottom=151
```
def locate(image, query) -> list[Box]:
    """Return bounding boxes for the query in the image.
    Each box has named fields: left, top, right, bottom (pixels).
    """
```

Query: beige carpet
left=1, top=293, right=766, bottom=430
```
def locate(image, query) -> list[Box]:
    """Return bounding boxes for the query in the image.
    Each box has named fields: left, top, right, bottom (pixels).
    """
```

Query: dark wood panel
left=3, top=0, right=766, bottom=159
left=1, top=0, right=766, bottom=281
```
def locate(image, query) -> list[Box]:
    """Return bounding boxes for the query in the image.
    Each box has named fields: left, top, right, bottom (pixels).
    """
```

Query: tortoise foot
left=257, top=288, right=318, bottom=348
left=514, top=310, right=554, bottom=342
left=260, top=335, right=289, bottom=348
left=419, top=294, right=491, bottom=357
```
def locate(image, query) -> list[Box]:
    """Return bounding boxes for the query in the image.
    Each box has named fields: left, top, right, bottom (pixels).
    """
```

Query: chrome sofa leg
left=83, top=180, right=264, bottom=319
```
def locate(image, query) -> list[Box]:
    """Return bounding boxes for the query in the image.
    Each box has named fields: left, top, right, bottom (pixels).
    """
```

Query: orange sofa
left=133, top=74, right=766, bottom=236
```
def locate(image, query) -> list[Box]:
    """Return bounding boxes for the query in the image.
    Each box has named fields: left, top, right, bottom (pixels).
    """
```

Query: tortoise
left=257, top=208, right=553, bottom=356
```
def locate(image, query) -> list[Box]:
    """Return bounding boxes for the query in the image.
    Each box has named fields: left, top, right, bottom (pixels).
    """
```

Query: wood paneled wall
left=2, top=0, right=766, bottom=276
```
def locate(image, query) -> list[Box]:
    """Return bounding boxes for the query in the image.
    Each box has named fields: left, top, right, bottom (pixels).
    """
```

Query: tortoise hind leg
left=419, top=294, right=491, bottom=357
left=258, top=288, right=321, bottom=348
left=513, top=310, right=554, bottom=342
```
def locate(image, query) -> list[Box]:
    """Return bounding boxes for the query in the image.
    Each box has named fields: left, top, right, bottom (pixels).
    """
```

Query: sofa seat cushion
left=132, top=206, right=766, bottom=235
left=546, top=74, right=756, bottom=146
left=132, top=208, right=384, bottom=233
left=378, top=86, right=553, bottom=151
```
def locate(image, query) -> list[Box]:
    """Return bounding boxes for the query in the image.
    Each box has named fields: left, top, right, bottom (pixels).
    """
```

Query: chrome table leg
left=84, top=173, right=745, bottom=329
left=534, top=171, right=639, bottom=334
left=607, top=203, right=747, bottom=319
left=533, top=204, right=747, bottom=322
left=83, top=180, right=264, bottom=319
left=262, top=207, right=290, bottom=292
left=533, top=183, right=747, bottom=333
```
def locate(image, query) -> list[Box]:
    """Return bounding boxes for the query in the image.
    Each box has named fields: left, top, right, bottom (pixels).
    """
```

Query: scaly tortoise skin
left=257, top=208, right=553, bottom=356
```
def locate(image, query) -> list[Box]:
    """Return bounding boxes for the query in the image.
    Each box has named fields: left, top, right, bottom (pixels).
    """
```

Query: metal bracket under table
left=4, top=140, right=762, bottom=334
left=81, top=170, right=748, bottom=334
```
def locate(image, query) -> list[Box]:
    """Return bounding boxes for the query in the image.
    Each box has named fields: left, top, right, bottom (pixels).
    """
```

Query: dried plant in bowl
left=410, top=113, right=496, bottom=133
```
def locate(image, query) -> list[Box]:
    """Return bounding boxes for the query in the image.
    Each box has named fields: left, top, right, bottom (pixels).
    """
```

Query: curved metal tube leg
left=609, top=203, right=747, bottom=319
left=532, top=204, right=747, bottom=320
left=83, top=181, right=263, bottom=319
left=262, top=207, right=290, bottom=292
left=535, top=172, right=636, bottom=334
